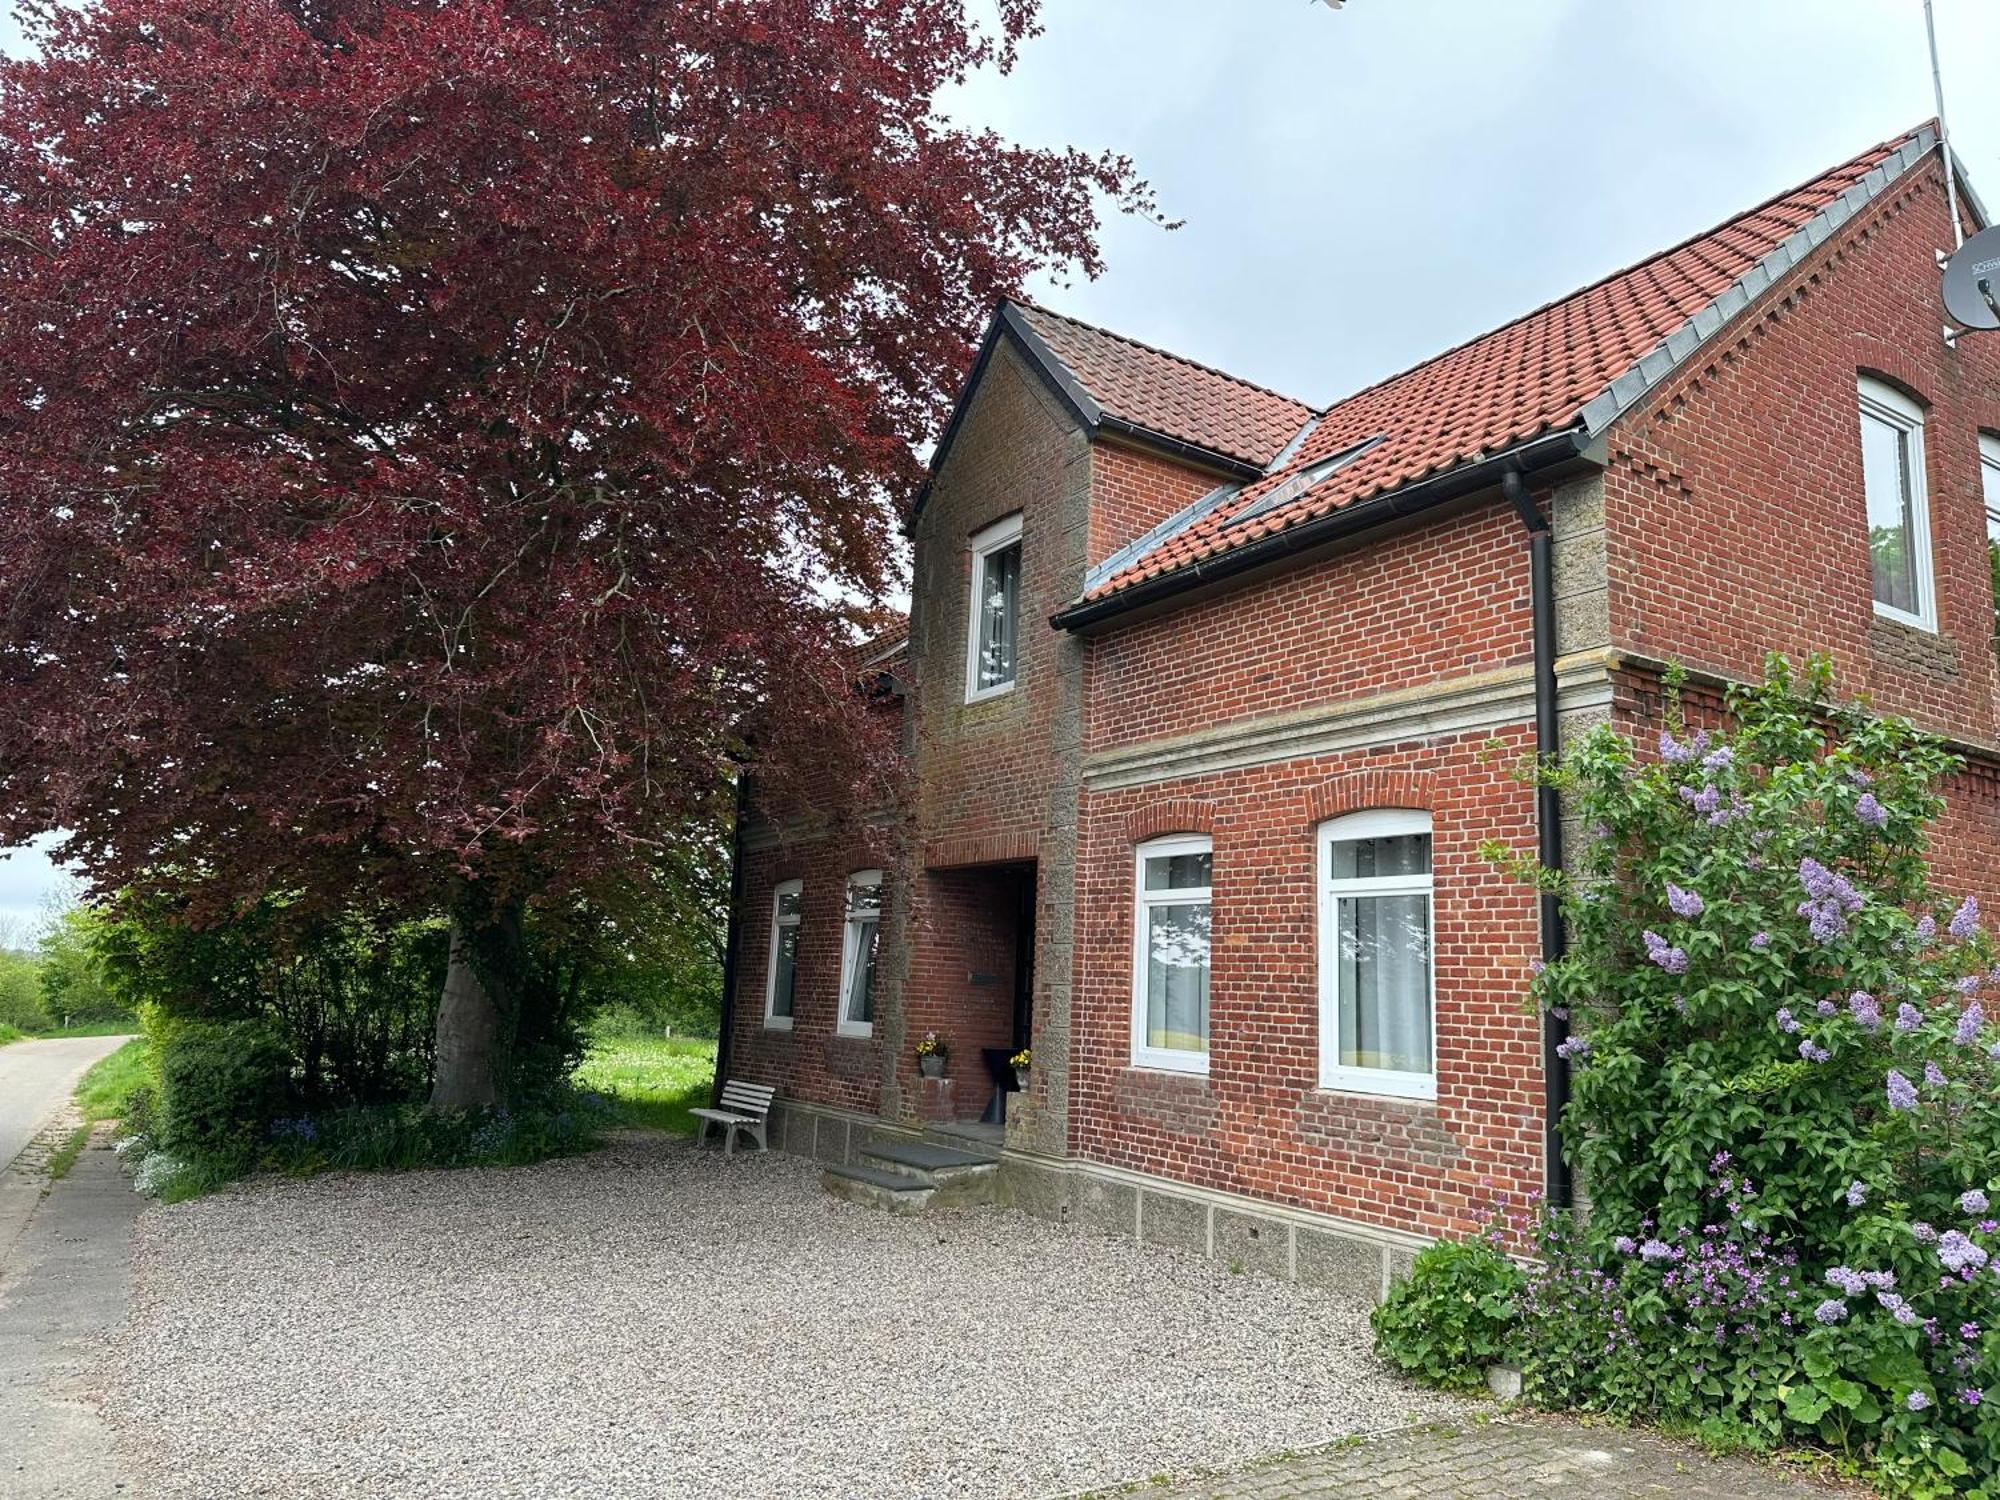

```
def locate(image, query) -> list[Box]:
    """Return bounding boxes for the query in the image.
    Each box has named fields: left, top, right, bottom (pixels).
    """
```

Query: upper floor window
left=1130, top=835, right=1212, bottom=1073
left=763, top=879, right=803, bottom=1030
left=836, top=870, right=884, bottom=1038
left=1317, top=809, right=1435, bottom=1100
left=1858, top=377, right=1933, bottom=631
left=1981, top=433, right=2000, bottom=543
left=965, top=514, right=1023, bottom=701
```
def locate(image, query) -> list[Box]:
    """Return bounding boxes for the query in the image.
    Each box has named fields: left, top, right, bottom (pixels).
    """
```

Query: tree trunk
left=430, top=914, right=504, bottom=1111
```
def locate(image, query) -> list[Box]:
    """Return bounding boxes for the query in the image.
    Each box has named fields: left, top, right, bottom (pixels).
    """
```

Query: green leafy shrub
left=1486, top=657, right=2000, bottom=1492
left=1371, top=1236, right=1524, bottom=1392
left=156, top=1020, right=293, bottom=1167
left=0, top=946, right=51, bottom=1032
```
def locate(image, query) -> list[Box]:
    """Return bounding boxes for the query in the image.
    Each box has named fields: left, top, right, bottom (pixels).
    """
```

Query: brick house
left=715, top=125, right=2000, bottom=1299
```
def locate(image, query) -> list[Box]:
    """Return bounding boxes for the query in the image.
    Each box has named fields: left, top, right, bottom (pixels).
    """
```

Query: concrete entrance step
left=861, top=1140, right=996, bottom=1173
left=820, top=1163, right=935, bottom=1215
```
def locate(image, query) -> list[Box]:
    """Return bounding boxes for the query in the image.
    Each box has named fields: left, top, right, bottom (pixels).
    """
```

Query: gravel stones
left=98, top=1135, right=1467, bottom=1499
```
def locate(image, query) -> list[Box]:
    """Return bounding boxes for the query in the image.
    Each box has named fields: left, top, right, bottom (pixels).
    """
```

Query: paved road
left=0, top=1132, right=142, bottom=1498
left=0, top=1036, right=133, bottom=1171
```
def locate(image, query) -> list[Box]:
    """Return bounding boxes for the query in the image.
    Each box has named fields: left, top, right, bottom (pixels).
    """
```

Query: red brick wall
left=1068, top=729, right=1545, bottom=1240
left=908, top=341, right=1083, bottom=858
left=1087, top=440, right=1225, bottom=569
left=1084, top=500, right=1534, bottom=753
left=727, top=828, right=894, bottom=1116
left=1605, top=163, right=2000, bottom=739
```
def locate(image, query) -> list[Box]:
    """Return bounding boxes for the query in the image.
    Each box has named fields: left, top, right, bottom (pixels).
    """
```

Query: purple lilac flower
left=1855, top=791, right=1888, bottom=828
left=1887, top=1070, right=1919, bottom=1111
left=1555, top=1036, right=1591, bottom=1063
left=1850, top=992, right=1881, bottom=1030
left=1639, top=1238, right=1675, bottom=1263
left=1896, top=1002, right=1923, bottom=1033
left=1678, top=783, right=1722, bottom=818
left=1913, top=1222, right=1938, bottom=1244
left=1916, top=914, right=1938, bottom=946
left=1750, top=931, right=1771, bottom=951
left=1612, top=1235, right=1637, bottom=1255
left=1881, top=1294, right=1919, bottom=1326
left=1528, top=958, right=1545, bottom=977
left=1952, top=897, right=1981, bottom=941
left=1849, top=767, right=1875, bottom=787
left=1846, top=1181, right=1868, bottom=1208
left=1642, top=930, right=1689, bottom=976
left=1776, top=1007, right=1800, bottom=1034
left=1958, top=975, right=1984, bottom=997
left=1667, top=882, right=1705, bottom=918
left=1961, top=1190, right=1990, bottom=1216
left=1798, top=858, right=1864, bottom=944
left=1817, top=998, right=1838, bottom=1017
left=1659, top=729, right=1702, bottom=764
left=1826, top=1266, right=1868, bottom=1295
left=1814, top=1299, right=1848, bottom=1324
left=1963, top=1389, right=1985, bottom=1407
left=1926, top=1060, right=1948, bottom=1089
left=1700, top=744, right=1732, bottom=770
left=1938, top=1231, right=1989, bottom=1273
left=1799, top=1039, right=1830, bottom=1063
left=1957, top=1002, right=1985, bottom=1046
left=1907, top=1390, right=1932, bottom=1411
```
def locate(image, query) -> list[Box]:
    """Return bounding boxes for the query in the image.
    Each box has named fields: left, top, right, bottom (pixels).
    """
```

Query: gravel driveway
left=98, top=1134, right=1466, bottom=1499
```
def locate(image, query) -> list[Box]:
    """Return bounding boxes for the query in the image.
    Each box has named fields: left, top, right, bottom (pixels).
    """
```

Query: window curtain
left=1336, top=893, right=1430, bottom=1073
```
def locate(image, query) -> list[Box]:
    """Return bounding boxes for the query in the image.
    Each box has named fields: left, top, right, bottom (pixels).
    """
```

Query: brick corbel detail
left=1122, top=797, right=1217, bottom=843
left=1303, top=769, right=1436, bottom=827
left=923, top=830, right=1039, bottom=870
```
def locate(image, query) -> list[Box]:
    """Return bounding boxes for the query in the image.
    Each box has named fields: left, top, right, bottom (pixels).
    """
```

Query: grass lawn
left=76, top=1037, right=151, bottom=1122
left=574, top=1033, right=716, bottom=1135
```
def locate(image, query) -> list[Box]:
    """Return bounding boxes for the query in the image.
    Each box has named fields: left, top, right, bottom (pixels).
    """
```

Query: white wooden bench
left=691, top=1080, right=776, bottom=1156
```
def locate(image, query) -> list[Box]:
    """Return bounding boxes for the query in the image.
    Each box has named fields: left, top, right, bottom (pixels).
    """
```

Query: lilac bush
left=1489, top=657, right=2000, bottom=1490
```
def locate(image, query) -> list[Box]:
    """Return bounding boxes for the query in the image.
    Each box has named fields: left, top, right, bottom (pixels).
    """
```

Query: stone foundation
left=767, top=1098, right=1427, bottom=1303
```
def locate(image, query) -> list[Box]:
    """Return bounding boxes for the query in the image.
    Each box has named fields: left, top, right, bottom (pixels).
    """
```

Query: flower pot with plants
left=1010, top=1047, right=1031, bottom=1092
left=915, top=1031, right=947, bottom=1079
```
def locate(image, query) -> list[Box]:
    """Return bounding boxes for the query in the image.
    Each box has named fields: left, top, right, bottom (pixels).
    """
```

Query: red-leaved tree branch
left=0, top=0, right=1151, bottom=1103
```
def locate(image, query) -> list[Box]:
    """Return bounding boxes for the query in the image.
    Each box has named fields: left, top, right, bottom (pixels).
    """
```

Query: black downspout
left=709, top=766, right=752, bottom=1107
left=1503, top=470, right=1573, bottom=1212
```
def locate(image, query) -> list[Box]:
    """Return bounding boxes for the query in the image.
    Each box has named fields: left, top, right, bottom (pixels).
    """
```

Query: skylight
left=1224, top=434, right=1387, bottom=529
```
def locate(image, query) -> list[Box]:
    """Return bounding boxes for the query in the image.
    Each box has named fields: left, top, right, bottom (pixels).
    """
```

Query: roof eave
left=1051, top=427, right=1593, bottom=634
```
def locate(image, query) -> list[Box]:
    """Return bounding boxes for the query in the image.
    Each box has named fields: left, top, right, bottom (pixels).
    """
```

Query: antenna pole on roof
left=1924, top=0, right=1965, bottom=249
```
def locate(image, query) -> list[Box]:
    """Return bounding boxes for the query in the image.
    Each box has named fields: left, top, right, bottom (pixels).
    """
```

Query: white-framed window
left=965, top=513, right=1023, bottom=701
left=835, top=870, right=884, bottom=1038
left=1317, top=809, right=1436, bottom=1100
left=1980, top=432, right=2000, bottom=543
left=763, top=879, right=803, bottom=1030
left=1858, top=377, right=1934, bottom=631
left=1130, top=834, right=1212, bottom=1074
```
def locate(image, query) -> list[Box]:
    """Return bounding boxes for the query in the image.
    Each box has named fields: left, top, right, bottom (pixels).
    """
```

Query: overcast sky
left=2, top=0, right=1995, bottom=933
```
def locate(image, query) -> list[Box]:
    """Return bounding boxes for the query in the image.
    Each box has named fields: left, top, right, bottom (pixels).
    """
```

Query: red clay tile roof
left=1071, top=126, right=1934, bottom=607
left=1012, top=302, right=1315, bottom=470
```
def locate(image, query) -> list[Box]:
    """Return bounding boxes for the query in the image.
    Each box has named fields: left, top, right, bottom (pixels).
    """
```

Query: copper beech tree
left=0, top=0, right=1149, bottom=1106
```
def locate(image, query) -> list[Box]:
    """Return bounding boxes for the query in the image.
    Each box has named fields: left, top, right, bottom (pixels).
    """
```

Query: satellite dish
left=1942, top=224, right=2000, bottom=332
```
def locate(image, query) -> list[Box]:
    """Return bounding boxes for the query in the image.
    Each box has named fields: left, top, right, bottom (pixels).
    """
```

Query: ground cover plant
left=1378, top=658, right=2000, bottom=1495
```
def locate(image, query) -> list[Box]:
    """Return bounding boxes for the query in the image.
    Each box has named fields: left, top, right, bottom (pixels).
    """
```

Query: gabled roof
left=1046, top=123, right=1950, bottom=621
left=1010, top=303, right=1315, bottom=470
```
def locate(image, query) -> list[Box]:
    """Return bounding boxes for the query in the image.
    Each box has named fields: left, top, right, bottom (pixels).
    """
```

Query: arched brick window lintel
left=1303, top=769, right=1437, bottom=829
left=1123, top=797, right=1217, bottom=844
